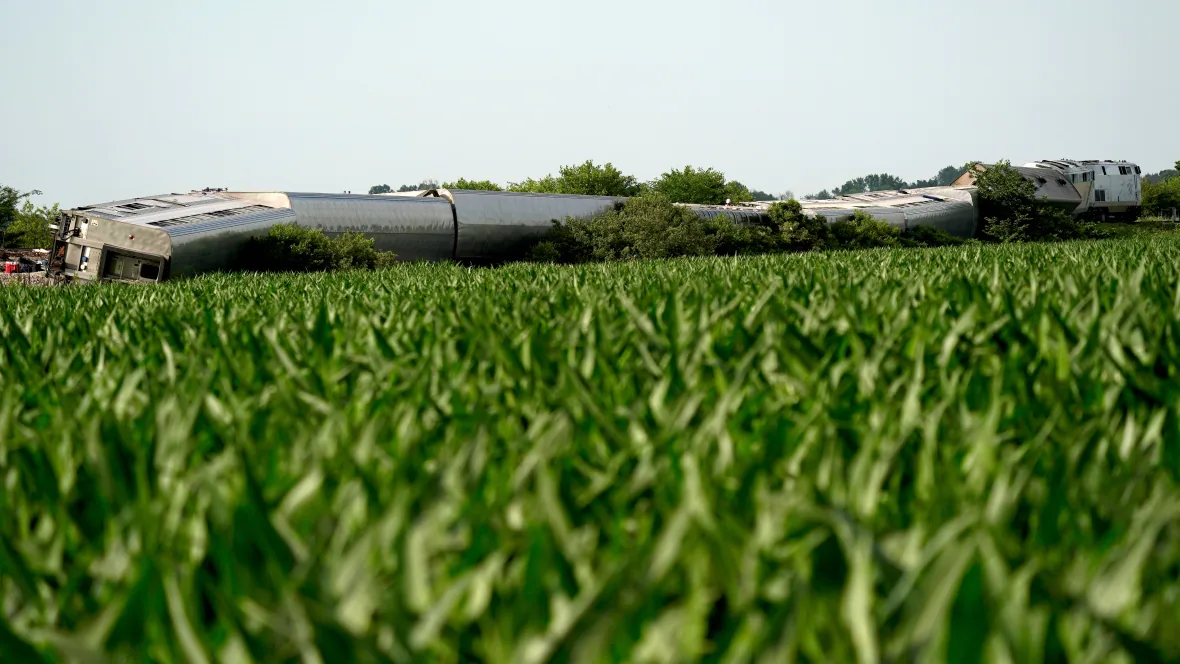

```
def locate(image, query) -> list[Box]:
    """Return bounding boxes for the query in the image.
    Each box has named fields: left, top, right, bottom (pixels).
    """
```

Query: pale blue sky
left=2, top=0, right=1176, bottom=208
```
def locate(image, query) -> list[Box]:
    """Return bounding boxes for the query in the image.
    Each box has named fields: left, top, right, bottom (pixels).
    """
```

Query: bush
left=769, top=199, right=833, bottom=252
left=830, top=210, right=901, bottom=248
left=333, top=230, right=393, bottom=270
left=705, top=216, right=779, bottom=256
left=900, top=225, right=970, bottom=248
left=242, top=224, right=397, bottom=273
left=536, top=196, right=742, bottom=263
left=533, top=197, right=925, bottom=263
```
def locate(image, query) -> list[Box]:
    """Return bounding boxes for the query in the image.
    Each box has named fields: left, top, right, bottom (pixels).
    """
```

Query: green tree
left=749, top=190, right=777, bottom=202
left=830, top=210, right=901, bottom=248
left=910, top=165, right=971, bottom=189
left=650, top=165, right=734, bottom=205
left=1143, top=170, right=1176, bottom=184
left=1142, top=178, right=1180, bottom=217
left=1, top=185, right=41, bottom=247
left=240, top=223, right=396, bottom=272
left=938, top=164, right=969, bottom=186
left=724, top=180, right=752, bottom=204
left=534, top=196, right=719, bottom=262
left=974, top=161, right=1080, bottom=242
left=804, top=189, right=834, bottom=200
left=509, top=160, right=641, bottom=197
left=770, top=199, right=833, bottom=252
left=833, top=173, right=908, bottom=196
left=507, top=175, right=561, bottom=194
left=6, top=201, right=60, bottom=249
left=396, top=180, right=439, bottom=193
left=554, top=160, right=641, bottom=197
left=442, top=178, right=503, bottom=191
left=368, top=184, right=392, bottom=195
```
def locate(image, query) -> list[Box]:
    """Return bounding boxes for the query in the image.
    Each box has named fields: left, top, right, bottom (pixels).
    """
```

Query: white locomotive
left=1023, top=159, right=1142, bottom=220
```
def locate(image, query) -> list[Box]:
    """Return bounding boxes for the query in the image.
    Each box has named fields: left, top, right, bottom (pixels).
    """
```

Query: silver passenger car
left=425, top=189, right=621, bottom=260
left=231, top=191, right=456, bottom=261
left=737, top=186, right=978, bottom=238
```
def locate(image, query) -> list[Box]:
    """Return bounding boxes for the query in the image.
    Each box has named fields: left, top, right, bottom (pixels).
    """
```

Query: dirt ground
left=0, top=272, right=50, bottom=286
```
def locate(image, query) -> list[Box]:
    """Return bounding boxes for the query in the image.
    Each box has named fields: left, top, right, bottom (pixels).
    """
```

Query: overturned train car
left=50, top=189, right=622, bottom=283
left=50, top=185, right=979, bottom=283
left=728, top=185, right=979, bottom=238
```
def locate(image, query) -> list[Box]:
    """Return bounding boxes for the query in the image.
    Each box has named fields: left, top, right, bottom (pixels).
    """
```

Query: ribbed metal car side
left=284, top=192, right=456, bottom=261
left=440, top=190, right=620, bottom=260
left=167, top=206, right=299, bottom=277
left=900, top=190, right=977, bottom=237
left=683, top=205, right=773, bottom=226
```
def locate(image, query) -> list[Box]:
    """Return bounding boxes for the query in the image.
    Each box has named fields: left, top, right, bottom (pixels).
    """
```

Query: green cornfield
left=2, top=236, right=1180, bottom=663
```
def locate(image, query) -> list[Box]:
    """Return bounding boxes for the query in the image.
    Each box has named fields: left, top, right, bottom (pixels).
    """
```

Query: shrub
left=242, top=224, right=397, bottom=272
left=830, top=210, right=901, bottom=248
left=619, top=196, right=718, bottom=259
left=332, top=231, right=388, bottom=270
left=527, top=240, right=562, bottom=263
left=536, top=196, right=729, bottom=263
left=900, top=225, right=970, bottom=248
left=769, top=199, right=833, bottom=252
left=706, top=216, right=779, bottom=256
left=251, top=223, right=337, bottom=272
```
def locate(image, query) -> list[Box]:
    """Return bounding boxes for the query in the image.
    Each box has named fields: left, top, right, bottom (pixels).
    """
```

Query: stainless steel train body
left=414, top=189, right=620, bottom=260
left=735, top=186, right=979, bottom=238
left=52, top=189, right=622, bottom=283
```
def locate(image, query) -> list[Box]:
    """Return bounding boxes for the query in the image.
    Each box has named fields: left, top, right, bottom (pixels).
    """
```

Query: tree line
left=368, top=161, right=979, bottom=205
left=369, top=161, right=785, bottom=205
left=802, top=164, right=973, bottom=200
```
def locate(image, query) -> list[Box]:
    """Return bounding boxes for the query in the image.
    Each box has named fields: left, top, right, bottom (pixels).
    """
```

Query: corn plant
left=2, top=236, right=1180, bottom=662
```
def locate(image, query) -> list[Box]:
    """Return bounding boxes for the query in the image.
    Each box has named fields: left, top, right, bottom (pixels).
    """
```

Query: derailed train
left=49, top=185, right=982, bottom=283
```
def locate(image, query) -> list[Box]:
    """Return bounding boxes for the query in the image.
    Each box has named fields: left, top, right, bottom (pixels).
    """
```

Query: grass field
left=2, top=236, right=1180, bottom=662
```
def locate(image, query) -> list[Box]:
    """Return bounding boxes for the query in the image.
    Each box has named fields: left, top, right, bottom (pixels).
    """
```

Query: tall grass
left=2, top=236, right=1180, bottom=661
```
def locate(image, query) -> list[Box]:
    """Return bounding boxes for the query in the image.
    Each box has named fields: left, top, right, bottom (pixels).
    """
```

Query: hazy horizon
left=2, top=0, right=1176, bottom=209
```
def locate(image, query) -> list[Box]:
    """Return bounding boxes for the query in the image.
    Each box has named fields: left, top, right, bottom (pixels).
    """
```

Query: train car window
left=1095, top=190, right=1106, bottom=202
left=140, top=263, right=160, bottom=281
left=1101, top=167, right=1107, bottom=175
left=1135, top=166, right=1141, bottom=174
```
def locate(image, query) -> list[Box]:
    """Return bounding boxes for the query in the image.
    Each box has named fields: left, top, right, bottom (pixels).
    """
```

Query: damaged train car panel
left=54, top=191, right=269, bottom=283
